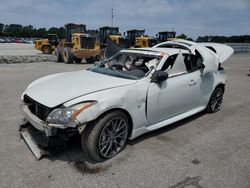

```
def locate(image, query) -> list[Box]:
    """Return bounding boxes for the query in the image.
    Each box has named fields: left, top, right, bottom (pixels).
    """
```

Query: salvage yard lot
left=0, top=54, right=250, bottom=188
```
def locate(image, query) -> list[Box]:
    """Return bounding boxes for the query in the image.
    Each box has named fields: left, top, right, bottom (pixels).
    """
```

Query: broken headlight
left=46, top=102, right=96, bottom=124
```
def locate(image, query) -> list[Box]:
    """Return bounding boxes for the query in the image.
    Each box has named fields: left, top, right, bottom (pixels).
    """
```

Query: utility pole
left=111, top=0, right=114, bottom=27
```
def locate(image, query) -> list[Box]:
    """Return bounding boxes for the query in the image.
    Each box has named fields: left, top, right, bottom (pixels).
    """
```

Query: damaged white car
left=20, top=39, right=233, bottom=162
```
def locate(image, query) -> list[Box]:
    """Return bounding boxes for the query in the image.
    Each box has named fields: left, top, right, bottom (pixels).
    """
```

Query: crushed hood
left=24, top=70, right=137, bottom=108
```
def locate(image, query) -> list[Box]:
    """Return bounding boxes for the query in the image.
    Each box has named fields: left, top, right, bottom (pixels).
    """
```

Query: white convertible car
left=20, top=39, right=233, bottom=162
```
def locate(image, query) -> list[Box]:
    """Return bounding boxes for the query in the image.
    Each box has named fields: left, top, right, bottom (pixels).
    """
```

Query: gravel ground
left=0, top=43, right=39, bottom=56
left=0, top=54, right=250, bottom=188
left=0, top=43, right=56, bottom=63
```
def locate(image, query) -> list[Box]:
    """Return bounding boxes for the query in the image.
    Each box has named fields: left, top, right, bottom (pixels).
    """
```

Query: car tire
left=81, top=111, right=129, bottom=162
left=54, top=47, right=63, bottom=62
left=63, top=47, right=73, bottom=64
left=206, top=85, right=225, bottom=113
left=42, top=45, right=52, bottom=54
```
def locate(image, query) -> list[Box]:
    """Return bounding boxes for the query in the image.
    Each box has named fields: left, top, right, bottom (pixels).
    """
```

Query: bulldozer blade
left=20, top=127, right=47, bottom=160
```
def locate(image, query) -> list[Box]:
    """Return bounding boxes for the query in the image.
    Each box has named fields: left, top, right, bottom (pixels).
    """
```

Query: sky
left=0, top=0, right=250, bottom=40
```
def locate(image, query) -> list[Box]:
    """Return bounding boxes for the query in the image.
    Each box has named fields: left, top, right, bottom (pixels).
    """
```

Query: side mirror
left=151, top=71, right=169, bottom=83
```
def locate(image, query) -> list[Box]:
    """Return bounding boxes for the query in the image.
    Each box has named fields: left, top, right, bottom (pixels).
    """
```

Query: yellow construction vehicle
left=109, top=35, right=130, bottom=48
left=157, top=31, right=176, bottom=42
left=99, top=26, right=129, bottom=48
left=134, top=36, right=157, bottom=48
left=127, top=29, right=157, bottom=48
left=98, top=26, right=130, bottom=58
left=34, top=34, right=59, bottom=54
left=55, top=23, right=101, bottom=64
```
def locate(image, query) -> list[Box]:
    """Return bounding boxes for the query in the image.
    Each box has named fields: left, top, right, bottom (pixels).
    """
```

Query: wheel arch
left=208, top=82, right=225, bottom=103
left=206, top=82, right=226, bottom=113
left=215, top=82, right=225, bottom=90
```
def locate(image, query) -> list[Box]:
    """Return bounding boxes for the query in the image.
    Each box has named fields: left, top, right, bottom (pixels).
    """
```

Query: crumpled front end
left=19, top=95, right=81, bottom=160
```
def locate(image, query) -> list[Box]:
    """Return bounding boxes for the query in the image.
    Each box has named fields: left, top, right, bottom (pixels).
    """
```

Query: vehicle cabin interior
left=154, top=41, right=204, bottom=77
left=97, top=52, right=162, bottom=78
left=161, top=50, right=204, bottom=77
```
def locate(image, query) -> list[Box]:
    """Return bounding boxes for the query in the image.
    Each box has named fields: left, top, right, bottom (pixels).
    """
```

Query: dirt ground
left=0, top=54, right=249, bottom=188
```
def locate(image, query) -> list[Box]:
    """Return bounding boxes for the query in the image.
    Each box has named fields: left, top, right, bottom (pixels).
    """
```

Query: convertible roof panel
left=200, top=43, right=234, bottom=63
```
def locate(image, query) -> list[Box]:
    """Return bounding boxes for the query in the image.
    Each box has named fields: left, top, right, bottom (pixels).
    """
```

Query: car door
left=146, top=52, right=202, bottom=126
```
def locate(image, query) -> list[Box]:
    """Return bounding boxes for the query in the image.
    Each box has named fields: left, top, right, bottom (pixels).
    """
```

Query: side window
left=162, top=52, right=187, bottom=77
left=183, top=51, right=204, bottom=72
left=161, top=54, right=177, bottom=71
left=194, top=50, right=204, bottom=69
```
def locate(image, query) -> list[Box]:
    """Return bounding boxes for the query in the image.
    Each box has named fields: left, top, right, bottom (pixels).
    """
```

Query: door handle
left=189, top=79, right=197, bottom=86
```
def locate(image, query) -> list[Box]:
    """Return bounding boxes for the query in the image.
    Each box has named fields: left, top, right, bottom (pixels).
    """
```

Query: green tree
left=4, top=24, right=23, bottom=37
left=177, top=33, right=187, bottom=39
left=196, top=36, right=211, bottom=42
left=48, top=27, right=65, bottom=39
left=187, top=37, right=194, bottom=41
left=35, top=28, right=48, bottom=38
left=21, top=25, right=34, bottom=37
left=0, top=23, right=4, bottom=36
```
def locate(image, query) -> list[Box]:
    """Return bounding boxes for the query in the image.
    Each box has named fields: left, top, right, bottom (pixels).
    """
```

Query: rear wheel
left=54, top=47, right=63, bottom=62
left=206, top=85, right=225, bottom=113
left=63, top=47, right=73, bottom=64
left=42, top=45, right=52, bottom=54
left=81, top=111, right=129, bottom=162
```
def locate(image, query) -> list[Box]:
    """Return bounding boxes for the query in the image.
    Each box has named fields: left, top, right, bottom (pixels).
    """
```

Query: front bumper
left=22, top=104, right=56, bottom=136
left=20, top=104, right=80, bottom=160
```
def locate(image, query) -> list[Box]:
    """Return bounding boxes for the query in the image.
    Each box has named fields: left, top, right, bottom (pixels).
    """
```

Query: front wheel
left=206, top=86, right=225, bottom=113
left=81, top=111, right=129, bottom=162
left=42, top=45, right=52, bottom=54
left=54, top=47, right=63, bottom=62
left=63, top=47, right=73, bottom=64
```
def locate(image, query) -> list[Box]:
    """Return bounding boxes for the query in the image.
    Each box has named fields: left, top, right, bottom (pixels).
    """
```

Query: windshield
left=90, top=52, right=162, bottom=80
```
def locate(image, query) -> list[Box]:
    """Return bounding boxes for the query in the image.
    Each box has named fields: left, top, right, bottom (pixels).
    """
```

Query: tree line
left=197, top=35, right=250, bottom=43
left=0, top=23, right=249, bottom=43
left=0, top=23, right=65, bottom=39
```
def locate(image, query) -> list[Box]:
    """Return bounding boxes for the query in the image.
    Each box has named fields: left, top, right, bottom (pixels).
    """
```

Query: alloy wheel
left=98, top=117, right=128, bottom=158
left=210, top=87, right=224, bottom=112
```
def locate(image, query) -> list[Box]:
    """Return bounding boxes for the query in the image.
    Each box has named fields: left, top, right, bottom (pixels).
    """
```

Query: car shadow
left=46, top=110, right=206, bottom=165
